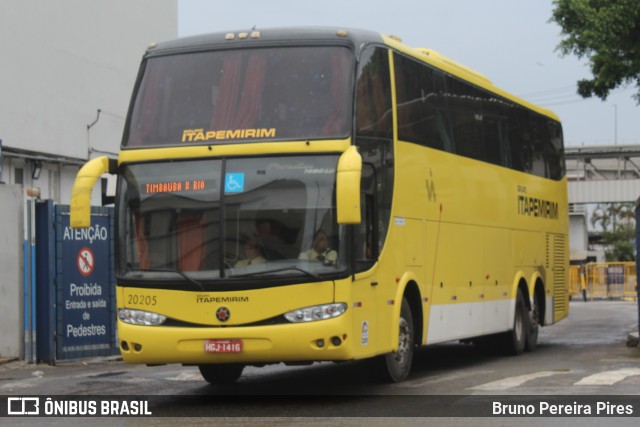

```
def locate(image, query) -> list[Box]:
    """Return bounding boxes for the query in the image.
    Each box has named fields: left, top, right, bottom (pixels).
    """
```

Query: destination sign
left=142, top=179, right=214, bottom=194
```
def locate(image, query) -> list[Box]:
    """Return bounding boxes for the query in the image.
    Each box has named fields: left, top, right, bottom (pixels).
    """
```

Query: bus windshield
left=124, top=46, right=353, bottom=147
left=117, top=155, right=346, bottom=286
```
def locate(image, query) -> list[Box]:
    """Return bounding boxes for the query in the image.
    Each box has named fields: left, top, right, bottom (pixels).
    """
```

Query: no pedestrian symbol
left=77, top=247, right=95, bottom=276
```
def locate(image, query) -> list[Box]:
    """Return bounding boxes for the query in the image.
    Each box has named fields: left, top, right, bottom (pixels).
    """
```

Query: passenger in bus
left=235, top=239, right=266, bottom=267
left=255, top=219, right=297, bottom=259
left=298, top=229, right=337, bottom=265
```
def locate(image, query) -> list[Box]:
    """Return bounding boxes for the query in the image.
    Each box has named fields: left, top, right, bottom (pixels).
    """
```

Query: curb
left=627, top=331, right=639, bottom=348
left=53, top=355, right=124, bottom=366
left=0, top=355, right=122, bottom=367
left=0, top=357, right=18, bottom=365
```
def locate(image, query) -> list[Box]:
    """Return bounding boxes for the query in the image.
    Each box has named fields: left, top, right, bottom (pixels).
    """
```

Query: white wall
left=0, top=186, right=24, bottom=358
left=0, top=0, right=177, bottom=160
left=569, top=214, right=587, bottom=251
left=569, top=179, right=640, bottom=204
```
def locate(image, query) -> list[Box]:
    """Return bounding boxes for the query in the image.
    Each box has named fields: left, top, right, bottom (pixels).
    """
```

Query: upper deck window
left=124, top=46, right=354, bottom=147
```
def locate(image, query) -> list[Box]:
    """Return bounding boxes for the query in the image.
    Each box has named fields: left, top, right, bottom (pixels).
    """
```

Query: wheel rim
left=515, top=309, right=524, bottom=343
left=395, top=317, right=411, bottom=364
left=530, top=298, right=539, bottom=329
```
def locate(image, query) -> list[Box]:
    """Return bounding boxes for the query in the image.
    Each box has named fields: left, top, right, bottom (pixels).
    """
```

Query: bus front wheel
left=198, top=363, right=244, bottom=385
left=374, top=297, right=415, bottom=382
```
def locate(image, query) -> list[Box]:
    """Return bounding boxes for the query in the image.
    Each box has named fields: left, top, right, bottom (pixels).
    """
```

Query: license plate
left=204, top=339, right=243, bottom=353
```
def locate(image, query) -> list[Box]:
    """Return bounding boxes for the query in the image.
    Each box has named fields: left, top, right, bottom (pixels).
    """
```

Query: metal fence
left=569, top=262, right=637, bottom=301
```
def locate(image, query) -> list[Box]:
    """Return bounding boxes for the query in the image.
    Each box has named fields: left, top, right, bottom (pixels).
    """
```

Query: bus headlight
left=118, top=308, right=167, bottom=326
left=284, top=303, right=347, bottom=323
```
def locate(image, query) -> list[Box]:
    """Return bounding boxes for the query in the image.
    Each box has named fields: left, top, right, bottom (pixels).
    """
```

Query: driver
left=298, top=229, right=337, bottom=265
left=235, top=239, right=266, bottom=267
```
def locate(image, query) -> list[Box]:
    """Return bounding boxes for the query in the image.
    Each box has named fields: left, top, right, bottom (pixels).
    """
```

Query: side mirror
left=336, top=146, right=362, bottom=224
left=70, top=156, right=117, bottom=228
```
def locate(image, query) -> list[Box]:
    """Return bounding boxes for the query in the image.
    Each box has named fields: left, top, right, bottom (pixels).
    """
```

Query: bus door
left=351, top=163, right=381, bottom=355
left=352, top=45, right=395, bottom=354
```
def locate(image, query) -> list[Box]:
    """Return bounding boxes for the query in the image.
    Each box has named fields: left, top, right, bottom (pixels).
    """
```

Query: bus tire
left=501, top=290, right=527, bottom=356
left=525, top=292, right=539, bottom=352
left=374, top=297, right=414, bottom=382
left=198, top=364, right=244, bottom=385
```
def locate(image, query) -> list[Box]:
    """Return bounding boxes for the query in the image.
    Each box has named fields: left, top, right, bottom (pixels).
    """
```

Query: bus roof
left=146, top=27, right=383, bottom=56
left=145, top=27, right=560, bottom=123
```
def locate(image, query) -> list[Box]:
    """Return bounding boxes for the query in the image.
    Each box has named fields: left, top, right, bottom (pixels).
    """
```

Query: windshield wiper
left=126, top=268, right=204, bottom=291
left=234, top=266, right=319, bottom=280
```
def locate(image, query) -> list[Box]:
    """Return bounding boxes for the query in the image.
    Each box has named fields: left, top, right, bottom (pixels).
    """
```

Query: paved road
left=1, top=300, right=639, bottom=425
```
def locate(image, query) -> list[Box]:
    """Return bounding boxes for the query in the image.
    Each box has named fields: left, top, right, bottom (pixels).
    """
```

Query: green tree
left=602, top=223, right=635, bottom=261
left=590, top=202, right=635, bottom=261
left=551, top=0, right=640, bottom=103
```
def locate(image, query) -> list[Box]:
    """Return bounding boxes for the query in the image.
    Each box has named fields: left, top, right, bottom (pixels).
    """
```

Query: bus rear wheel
left=525, top=292, right=540, bottom=352
left=374, top=297, right=414, bottom=382
left=198, top=364, right=244, bottom=385
left=501, top=290, right=527, bottom=356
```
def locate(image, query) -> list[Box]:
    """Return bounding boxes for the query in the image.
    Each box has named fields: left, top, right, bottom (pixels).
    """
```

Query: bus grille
left=547, top=233, right=568, bottom=317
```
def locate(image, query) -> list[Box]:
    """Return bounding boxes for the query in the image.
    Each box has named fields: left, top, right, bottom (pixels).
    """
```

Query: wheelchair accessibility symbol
left=224, top=173, right=245, bottom=193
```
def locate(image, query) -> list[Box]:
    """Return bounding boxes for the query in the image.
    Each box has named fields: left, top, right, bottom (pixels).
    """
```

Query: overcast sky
left=178, top=0, right=640, bottom=148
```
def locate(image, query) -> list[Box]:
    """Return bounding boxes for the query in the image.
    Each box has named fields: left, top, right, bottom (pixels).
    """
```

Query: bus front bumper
left=117, top=316, right=355, bottom=365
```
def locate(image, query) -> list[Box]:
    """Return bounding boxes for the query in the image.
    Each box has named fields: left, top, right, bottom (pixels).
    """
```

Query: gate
left=36, top=200, right=118, bottom=363
left=569, top=262, right=637, bottom=301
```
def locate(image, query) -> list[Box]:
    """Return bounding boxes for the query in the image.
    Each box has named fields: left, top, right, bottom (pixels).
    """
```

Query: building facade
left=0, top=0, right=177, bottom=359
left=0, top=0, right=177, bottom=202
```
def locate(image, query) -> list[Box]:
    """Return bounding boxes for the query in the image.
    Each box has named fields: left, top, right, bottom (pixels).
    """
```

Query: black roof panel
left=146, top=27, right=384, bottom=57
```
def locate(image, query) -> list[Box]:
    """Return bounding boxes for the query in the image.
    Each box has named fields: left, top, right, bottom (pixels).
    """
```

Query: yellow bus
left=71, top=28, right=568, bottom=383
